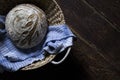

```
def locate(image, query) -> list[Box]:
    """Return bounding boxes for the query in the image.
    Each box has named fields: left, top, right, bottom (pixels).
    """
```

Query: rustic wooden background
left=56, top=0, right=120, bottom=80
left=0, top=0, right=120, bottom=80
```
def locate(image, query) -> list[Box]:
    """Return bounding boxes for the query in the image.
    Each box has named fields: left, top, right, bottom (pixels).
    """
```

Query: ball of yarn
left=5, top=4, right=48, bottom=49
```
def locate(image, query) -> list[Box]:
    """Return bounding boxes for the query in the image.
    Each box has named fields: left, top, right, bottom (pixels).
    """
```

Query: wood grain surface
left=56, top=0, right=120, bottom=80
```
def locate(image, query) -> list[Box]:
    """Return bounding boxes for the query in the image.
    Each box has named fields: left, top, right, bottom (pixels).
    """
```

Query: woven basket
left=0, top=0, right=67, bottom=70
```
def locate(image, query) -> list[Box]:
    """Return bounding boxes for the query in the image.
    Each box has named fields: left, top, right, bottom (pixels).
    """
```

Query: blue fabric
left=0, top=16, right=75, bottom=72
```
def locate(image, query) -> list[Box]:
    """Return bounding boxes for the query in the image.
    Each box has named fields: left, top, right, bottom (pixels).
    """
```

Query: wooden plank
left=85, top=0, right=120, bottom=31
left=56, top=0, right=120, bottom=80
left=71, top=37, right=120, bottom=80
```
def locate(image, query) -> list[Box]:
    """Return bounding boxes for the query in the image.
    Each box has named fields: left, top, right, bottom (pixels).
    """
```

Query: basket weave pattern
left=23, top=0, right=65, bottom=70
left=0, top=0, right=66, bottom=70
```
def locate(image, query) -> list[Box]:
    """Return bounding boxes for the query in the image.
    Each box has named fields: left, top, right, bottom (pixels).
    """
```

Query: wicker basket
left=0, top=0, right=69, bottom=70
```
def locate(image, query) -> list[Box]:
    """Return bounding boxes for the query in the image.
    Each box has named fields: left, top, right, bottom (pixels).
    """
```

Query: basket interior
left=0, top=0, right=48, bottom=15
left=0, top=0, right=66, bottom=70
left=0, top=0, right=65, bottom=26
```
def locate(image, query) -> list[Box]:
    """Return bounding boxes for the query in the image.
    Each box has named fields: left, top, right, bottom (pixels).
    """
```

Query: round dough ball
left=5, top=4, right=48, bottom=49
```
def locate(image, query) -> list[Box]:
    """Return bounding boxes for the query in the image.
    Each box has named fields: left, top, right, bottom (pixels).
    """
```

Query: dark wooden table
left=56, top=0, right=120, bottom=80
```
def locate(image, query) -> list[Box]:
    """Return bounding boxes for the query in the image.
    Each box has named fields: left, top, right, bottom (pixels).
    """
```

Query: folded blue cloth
left=0, top=16, right=75, bottom=72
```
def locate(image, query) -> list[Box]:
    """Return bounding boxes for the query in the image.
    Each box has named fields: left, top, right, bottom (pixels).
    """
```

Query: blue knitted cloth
left=0, top=16, right=75, bottom=72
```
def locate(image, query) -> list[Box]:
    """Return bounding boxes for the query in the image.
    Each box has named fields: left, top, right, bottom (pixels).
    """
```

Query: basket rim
left=20, top=0, right=66, bottom=70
